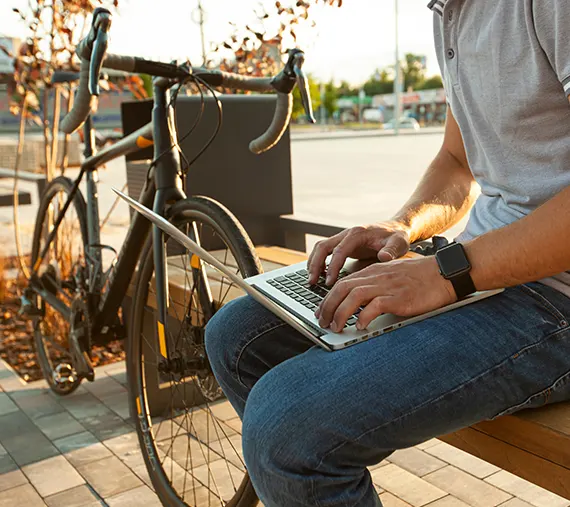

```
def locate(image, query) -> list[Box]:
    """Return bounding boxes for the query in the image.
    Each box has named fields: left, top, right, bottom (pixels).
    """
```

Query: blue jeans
left=204, top=282, right=570, bottom=507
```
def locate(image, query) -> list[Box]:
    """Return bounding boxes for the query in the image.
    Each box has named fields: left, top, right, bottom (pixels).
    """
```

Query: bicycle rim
left=31, top=176, right=88, bottom=395
left=129, top=197, right=261, bottom=506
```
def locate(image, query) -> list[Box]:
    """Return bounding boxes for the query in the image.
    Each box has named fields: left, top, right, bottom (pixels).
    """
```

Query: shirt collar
left=428, top=0, right=447, bottom=16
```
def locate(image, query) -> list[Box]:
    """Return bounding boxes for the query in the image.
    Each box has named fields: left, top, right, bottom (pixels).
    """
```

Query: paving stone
left=83, top=375, right=126, bottom=400
left=22, top=455, right=84, bottom=497
left=53, top=431, right=112, bottom=468
left=95, top=361, right=126, bottom=376
left=424, top=466, right=512, bottom=507
left=104, top=431, right=140, bottom=456
left=77, top=455, right=142, bottom=498
left=416, top=438, right=441, bottom=450
left=208, top=399, right=239, bottom=421
left=499, top=498, right=532, bottom=507
left=34, top=411, right=86, bottom=440
left=0, top=392, right=19, bottom=415
left=0, top=468, right=28, bottom=493
left=100, top=391, right=130, bottom=420
left=82, top=413, right=133, bottom=441
left=107, top=485, right=162, bottom=506
left=497, top=499, right=535, bottom=507
left=370, top=463, right=446, bottom=506
left=0, top=483, right=46, bottom=507
left=224, top=417, right=242, bottom=434
left=426, top=441, right=501, bottom=479
left=427, top=496, right=472, bottom=507
left=485, top=470, right=570, bottom=507
left=387, top=447, right=446, bottom=477
left=44, top=484, right=101, bottom=507
left=12, top=390, right=64, bottom=421
left=57, top=392, right=111, bottom=421
left=110, top=371, right=127, bottom=386
left=0, top=411, right=59, bottom=466
left=378, top=492, right=412, bottom=506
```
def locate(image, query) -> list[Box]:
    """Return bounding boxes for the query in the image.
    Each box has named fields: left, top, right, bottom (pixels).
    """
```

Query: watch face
left=437, top=244, right=470, bottom=277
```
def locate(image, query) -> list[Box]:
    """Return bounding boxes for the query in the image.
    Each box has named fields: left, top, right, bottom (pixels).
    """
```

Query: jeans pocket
left=518, top=283, right=569, bottom=328
left=491, top=369, right=570, bottom=420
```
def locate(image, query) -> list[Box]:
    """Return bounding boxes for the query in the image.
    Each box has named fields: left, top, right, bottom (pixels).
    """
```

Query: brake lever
left=271, top=48, right=316, bottom=123
left=88, top=9, right=112, bottom=96
left=292, top=53, right=316, bottom=124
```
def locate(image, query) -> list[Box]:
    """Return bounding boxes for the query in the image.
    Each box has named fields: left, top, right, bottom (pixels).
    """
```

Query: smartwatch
left=435, top=242, right=476, bottom=299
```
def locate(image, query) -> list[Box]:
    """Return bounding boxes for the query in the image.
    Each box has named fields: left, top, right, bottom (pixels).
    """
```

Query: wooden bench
left=156, top=244, right=570, bottom=499
left=0, top=167, right=47, bottom=206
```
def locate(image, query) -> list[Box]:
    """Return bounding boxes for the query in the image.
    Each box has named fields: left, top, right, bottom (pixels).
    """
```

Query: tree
left=417, top=75, right=443, bottom=90
left=214, top=1, right=343, bottom=85
left=363, top=69, right=394, bottom=96
left=322, top=80, right=338, bottom=117
left=402, top=53, right=427, bottom=91
left=292, top=75, right=321, bottom=120
left=337, top=80, right=357, bottom=97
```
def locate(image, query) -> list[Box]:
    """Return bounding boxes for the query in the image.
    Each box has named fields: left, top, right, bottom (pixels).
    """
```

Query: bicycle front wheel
left=128, top=196, right=262, bottom=507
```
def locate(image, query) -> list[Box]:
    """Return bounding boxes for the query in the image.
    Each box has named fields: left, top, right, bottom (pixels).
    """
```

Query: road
left=0, top=131, right=470, bottom=260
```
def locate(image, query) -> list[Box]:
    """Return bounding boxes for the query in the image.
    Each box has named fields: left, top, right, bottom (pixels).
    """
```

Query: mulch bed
left=0, top=259, right=125, bottom=383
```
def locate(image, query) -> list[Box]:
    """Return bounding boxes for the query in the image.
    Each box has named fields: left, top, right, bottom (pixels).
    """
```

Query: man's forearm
left=466, top=185, right=570, bottom=290
left=392, top=147, right=479, bottom=243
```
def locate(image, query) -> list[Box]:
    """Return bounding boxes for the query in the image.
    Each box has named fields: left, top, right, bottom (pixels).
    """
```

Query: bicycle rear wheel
left=31, top=176, right=88, bottom=395
left=128, top=196, right=262, bottom=507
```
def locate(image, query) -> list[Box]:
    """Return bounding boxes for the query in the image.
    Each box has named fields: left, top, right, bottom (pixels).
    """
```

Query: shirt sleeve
left=533, top=0, right=570, bottom=97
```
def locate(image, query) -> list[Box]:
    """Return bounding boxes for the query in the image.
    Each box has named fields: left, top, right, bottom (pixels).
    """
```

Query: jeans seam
left=235, top=322, right=288, bottom=388
left=520, top=284, right=568, bottom=326
left=311, top=324, right=570, bottom=493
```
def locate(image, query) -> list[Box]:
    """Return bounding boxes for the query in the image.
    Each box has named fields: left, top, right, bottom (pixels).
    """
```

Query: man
left=205, top=1, right=570, bottom=505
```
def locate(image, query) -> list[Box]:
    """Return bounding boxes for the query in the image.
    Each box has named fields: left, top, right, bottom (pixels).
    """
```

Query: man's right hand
left=307, top=221, right=411, bottom=285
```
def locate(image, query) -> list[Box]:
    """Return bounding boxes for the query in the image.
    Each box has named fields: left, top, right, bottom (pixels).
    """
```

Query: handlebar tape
left=249, top=93, right=292, bottom=154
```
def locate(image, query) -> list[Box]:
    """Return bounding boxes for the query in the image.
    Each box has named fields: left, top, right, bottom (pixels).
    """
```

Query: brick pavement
left=0, top=358, right=568, bottom=507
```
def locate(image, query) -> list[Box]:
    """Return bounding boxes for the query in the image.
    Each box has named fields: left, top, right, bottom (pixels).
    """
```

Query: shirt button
left=446, top=48, right=455, bottom=59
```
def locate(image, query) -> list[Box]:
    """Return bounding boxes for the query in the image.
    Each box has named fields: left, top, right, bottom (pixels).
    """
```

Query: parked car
left=383, top=118, right=421, bottom=131
left=362, top=108, right=384, bottom=123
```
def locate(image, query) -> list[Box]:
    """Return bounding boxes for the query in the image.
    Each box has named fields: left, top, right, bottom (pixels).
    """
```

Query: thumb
left=377, top=234, right=408, bottom=262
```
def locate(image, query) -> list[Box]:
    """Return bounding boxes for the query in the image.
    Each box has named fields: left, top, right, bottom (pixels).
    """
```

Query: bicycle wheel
left=31, top=176, right=89, bottom=395
left=129, top=196, right=262, bottom=507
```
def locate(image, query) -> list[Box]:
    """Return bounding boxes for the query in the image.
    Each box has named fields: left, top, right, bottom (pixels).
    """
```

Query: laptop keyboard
left=266, top=268, right=361, bottom=328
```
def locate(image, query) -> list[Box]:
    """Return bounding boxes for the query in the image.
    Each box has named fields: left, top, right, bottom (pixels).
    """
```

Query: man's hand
left=315, top=256, right=456, bottom=332
left=307, top=222, right=411, bottom=285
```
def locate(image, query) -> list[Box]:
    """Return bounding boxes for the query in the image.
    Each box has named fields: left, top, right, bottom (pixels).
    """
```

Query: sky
left=0, top=0, right=439, bottom=86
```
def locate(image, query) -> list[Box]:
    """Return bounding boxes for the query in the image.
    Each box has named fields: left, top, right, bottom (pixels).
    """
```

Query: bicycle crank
left=69, top=297, right=95, bottom=382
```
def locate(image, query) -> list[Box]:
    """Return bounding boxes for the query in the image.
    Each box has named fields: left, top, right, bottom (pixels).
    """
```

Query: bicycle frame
left=29, top=77, right=198, bottom=346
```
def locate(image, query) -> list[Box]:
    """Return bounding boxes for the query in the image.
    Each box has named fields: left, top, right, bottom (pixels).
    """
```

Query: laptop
left=114, top=189, right=504, bottom=352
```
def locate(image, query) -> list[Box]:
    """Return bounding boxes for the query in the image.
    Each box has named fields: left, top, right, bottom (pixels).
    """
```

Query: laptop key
left=275, top=276, right=287, bottom=282
left=346, top=316, right=358, bottom=326
left=296, top=269, right=309, bottom=277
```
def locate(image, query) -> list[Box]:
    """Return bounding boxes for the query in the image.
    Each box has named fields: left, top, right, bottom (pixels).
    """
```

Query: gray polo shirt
left=429, top=0, right=570, bottom=296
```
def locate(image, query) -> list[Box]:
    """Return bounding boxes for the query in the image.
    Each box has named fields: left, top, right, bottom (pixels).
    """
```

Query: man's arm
left=394, top=107, right=479, bottom=243
left=467, top=182, right=570, bottom=290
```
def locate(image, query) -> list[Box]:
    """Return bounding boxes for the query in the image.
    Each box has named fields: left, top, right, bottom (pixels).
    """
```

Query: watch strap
left=450, top=271, right=477, bottom=299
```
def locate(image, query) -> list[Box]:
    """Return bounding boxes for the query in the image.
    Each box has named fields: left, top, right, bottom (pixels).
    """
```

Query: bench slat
left=440, top=427, right=570, bottom=500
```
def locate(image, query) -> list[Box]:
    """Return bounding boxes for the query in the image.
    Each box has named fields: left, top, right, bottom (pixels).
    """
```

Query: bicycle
left=21, top=8, right=315, bottom=506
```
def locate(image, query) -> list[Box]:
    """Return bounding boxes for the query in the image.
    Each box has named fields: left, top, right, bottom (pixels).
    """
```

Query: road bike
left=21, top=8, right=315, bottom=506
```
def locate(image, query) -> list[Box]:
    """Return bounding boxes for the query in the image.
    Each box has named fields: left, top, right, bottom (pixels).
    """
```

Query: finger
left=318, top=276, right=365, bottom=327
left=330, top=285, right=378, bottom=332
left=308, top=233, right=345, bottom=284
left=377, top=233, right=409, bottom=263
left=356, top=296, right=395, bottom=330
left=325, top=234, right=362, bottom=286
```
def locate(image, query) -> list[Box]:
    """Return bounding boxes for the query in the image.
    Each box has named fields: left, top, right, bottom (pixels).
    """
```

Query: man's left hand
left=315, top=257, right=457, bottom=332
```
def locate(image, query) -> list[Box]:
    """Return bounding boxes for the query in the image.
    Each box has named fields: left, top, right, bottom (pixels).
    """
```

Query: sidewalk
left=0, top=357, right=568, bottom=507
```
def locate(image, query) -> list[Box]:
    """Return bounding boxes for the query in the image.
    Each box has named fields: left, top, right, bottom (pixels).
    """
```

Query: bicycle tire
left=31, top=176, right=88, bottom=395
left=128, top=196, right=262, bottom=507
